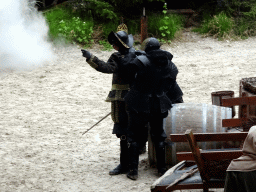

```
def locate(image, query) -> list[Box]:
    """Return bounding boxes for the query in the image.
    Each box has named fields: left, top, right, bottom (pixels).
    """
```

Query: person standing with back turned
left=121, top=37, right=182, bottom=180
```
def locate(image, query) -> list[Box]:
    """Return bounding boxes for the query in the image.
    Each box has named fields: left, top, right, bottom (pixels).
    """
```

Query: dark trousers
left=224, top=170, right=256, bottom=192
left=126, top=109, right=167, bottom=145
left=126, top=108, right=168, bottom=172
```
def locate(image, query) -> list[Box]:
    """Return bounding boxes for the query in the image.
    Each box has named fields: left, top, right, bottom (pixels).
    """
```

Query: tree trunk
left=52, top=0, right=58, bottom=6
left=42, top=0, right=46, bottom=8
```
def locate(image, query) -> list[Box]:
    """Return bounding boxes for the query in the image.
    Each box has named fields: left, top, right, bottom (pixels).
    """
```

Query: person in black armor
left=81, top=26, right=138, bottom=176
left=121, top=37, right=183, bottom=180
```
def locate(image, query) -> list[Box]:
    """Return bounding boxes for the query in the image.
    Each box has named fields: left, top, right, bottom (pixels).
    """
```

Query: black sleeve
left=121, top=57, right=143, bottom=75
left=86, top=52, right=120, bottom=74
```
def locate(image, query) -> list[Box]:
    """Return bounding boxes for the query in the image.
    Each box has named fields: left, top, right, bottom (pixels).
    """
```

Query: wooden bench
left=151, top=95, right=256, bottom=191
left=151, top=130, right=247, bottom=192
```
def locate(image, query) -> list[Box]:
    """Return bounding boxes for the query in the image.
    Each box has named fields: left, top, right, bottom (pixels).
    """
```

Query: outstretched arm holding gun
left=81, top=49, right=91, bottom=60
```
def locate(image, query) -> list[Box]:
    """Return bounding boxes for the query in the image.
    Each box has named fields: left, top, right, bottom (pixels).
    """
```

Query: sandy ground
left=1, top=30, right=256, bottom=192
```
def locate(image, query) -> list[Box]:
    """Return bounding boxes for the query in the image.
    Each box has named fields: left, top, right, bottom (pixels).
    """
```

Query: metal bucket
left=148, top=103, right=232, bottom=167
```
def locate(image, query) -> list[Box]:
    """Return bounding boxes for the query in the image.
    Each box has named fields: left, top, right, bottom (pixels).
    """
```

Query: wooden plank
left=222, top=118, right=245, bottom=127
left=185, top=129, right=210, bottom=182
left=177, top=152, right=194, bottom=161
left=202, top=150, right=243, bottom=160
left=170, top=134, right=188, bottom=142
left=222, top=96, right=256, bottom=107
left=152, top=180, right=224, bottom=192
left=152, top=183, right=205, bottom=192
left=167, top=9, right=195, bottom=14
left=170, top=132, right=247, bottom=142
left=177, top=150, right=243, bottom=161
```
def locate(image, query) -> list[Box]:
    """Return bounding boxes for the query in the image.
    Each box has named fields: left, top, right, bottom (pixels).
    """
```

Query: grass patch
left=148, top=12, right=185, bottom=41
left=98, top=40, right=113, bottom=51
left=193, top=9, right=256, bottom=40
left=233, top=17, right=256, bottom=38
left=193, top=12, right=234, bottom=39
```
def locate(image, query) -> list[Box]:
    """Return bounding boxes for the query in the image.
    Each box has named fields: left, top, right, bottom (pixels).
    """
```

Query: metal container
left=148, top=103, right=232, bottom=167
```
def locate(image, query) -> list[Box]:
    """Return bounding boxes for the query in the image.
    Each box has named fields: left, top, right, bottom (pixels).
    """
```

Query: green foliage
left=193, top=12, right=234, bottom=39
left=159, top=3, right=172, bottom=43
left=70, top=0, right=165, bottom=21
left=101, top=22, right=119, bottom=39
left=192, top=0, right=256, bottom=39
left=58, top=17, right=94, bottom=44
left=148, top=4, right=184, bottom=43
left=220, top=0, right=256, bottom=18
left=44, top=7, right=71, bottom=39
left=69, top=0, right=117, bottom=21
left=106, top=0, right=165, bottom=19
left=99, top=40, right=113, bottom=51
left=44, top=7, right=94, bottom=45
left=125, top=19, right=141, bottom=35
left=233, top=17, right=256, bottom=38
left=219, top=0, right=256, bottom=38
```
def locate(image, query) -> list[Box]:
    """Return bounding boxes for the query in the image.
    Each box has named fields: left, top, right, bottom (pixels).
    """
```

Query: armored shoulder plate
left=137, top=55, right=150, bottom=67
left=135, top=50, right=146, bottom=56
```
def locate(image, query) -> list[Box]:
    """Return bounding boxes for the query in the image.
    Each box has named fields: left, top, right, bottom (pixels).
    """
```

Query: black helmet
left=108, top=31, right=134, bottom=49
left=141, top=37, right=160, bottom=52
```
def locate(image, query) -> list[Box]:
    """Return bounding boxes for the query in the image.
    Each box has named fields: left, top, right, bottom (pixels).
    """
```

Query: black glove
left=81, top=49, right=91, bottom=59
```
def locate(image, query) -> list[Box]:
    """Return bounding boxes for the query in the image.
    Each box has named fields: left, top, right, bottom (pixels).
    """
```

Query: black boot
left=156, top=141, right=167, bottom=176
left=127, top=141, right=139, bottom=180
left=109, top=139, right=129, bottom=175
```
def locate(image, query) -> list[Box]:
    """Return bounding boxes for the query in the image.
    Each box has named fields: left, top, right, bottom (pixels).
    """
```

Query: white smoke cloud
left=0, top=0, right=55, bottom=71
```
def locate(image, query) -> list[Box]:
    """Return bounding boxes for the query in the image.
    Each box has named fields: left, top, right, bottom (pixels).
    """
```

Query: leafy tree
left=68, top=0, right=165, bottom=21
left=219, top=0, right=256, bottom=18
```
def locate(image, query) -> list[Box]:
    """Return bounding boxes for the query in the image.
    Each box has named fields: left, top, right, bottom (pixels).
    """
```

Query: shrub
left=99, top=40, right=113, bottom=51
left=44, top=7, right=93, bottom=45
left=193, top=12, right=234, bottom=39
left=58, top=17, right=93, bottom=44
left=148, top=4, right=185, bottom=42
left=233, top=17, right=256, bottom=38
left=44, top=7, right=70, bottom=39
left=69, top=0, right=117, bottom=22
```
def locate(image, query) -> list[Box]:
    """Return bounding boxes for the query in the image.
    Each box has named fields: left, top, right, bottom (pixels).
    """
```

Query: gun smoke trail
left=0, top=0, right=55, bottom=71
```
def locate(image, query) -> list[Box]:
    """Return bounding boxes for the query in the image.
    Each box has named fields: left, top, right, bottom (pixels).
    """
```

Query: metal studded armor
left=124, top=38, right=180, bottom=114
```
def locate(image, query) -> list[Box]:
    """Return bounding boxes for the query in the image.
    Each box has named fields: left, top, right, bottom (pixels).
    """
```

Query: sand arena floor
left=1, top=30, right=256, bottom=191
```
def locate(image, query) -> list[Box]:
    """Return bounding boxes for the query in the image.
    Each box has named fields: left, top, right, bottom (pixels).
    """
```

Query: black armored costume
left=81, top=29, right=137, bottom=176
left=121, top=37, right=183, bottom=180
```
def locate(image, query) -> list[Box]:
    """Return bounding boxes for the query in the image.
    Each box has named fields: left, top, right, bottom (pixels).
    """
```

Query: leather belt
left=112, top=84, right=130, bottom=90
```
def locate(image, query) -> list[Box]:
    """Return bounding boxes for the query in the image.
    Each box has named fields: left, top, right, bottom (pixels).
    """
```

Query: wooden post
left=140, top=7, right=148, bottom=44
left=241, top=92, right=249, bottom=131
left=42, top=0, right=46, bottom=8
left=52, top=0, right=58, bottom=6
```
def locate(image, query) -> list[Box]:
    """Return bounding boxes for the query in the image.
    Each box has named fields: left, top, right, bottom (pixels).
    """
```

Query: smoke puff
left=0, top=0, right=55, bottom=71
